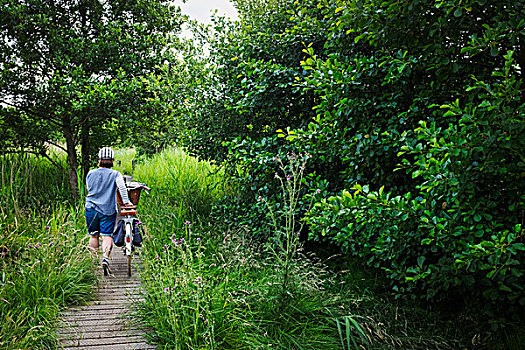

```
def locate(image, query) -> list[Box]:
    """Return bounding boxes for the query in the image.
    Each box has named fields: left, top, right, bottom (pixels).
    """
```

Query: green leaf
left=499, top=284, right=513, bottom=293
left=454, top=8, right=463, bottom=17
left=512, top=243, right=525, bottom=251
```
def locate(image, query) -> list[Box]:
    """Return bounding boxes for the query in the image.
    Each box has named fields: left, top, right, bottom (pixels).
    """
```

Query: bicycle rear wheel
left=125, top=222, right=132, bottom=277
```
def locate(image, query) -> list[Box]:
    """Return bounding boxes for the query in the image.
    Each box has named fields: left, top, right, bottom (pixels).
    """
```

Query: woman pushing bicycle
left=85, top=147, right=133, bottom=275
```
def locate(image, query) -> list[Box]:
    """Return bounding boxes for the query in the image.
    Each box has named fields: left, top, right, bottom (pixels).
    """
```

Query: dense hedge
left=180, top=0, right=525, bottom=319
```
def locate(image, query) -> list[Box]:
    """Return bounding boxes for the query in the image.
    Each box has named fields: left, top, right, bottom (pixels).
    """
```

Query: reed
left=0, top=204, right=96, bottom=349
left=0, top=151, right=97, bottom=349
left=132, top=148, right=342, bottom=349
left=133, top=147, right=223, bottom=217
left=0, top=151, right=70, bottom=213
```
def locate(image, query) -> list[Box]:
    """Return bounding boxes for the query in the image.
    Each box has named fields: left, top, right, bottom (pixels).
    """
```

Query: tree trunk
left=518, top=35, right=525, bottom=97
left=63, top=121, right=79, bottom=201
left=80, top=122, right=90, bottom=184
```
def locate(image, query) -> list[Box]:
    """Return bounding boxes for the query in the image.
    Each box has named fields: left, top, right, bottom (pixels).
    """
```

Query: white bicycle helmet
left=98, top=147, right=114, bottom=160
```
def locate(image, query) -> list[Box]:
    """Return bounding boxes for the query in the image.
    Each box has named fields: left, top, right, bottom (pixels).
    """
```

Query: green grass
left=0, top=152, right=70, bottom=213
left=5, top=147, right=520, bottom=349
left=0, top=205, right=97, bottom=349
left=0, top=152, right=98, bottom=349
left=113, top=147, right=138, bottom=176
left=131, top=147, right=525, bottom=350
left=133, top=147, right=223, bottom=217
left=129, top=148, right=363, bottom=349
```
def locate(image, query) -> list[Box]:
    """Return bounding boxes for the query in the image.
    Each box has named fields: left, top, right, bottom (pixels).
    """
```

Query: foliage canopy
left=0, top=0, right=182, bottom=197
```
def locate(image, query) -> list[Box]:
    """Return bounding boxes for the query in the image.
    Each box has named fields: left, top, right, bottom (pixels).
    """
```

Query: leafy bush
left=157, top=0, right=525, bottom=330
left=214, top=133, right=331, bottom=240
left=305, top=47, right=525, bottom=317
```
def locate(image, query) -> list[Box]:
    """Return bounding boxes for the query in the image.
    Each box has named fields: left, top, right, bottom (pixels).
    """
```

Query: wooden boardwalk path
left=58, top=251, right=155, bottom=350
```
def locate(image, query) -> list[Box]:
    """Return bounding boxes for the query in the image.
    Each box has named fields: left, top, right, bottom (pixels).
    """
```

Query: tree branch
left=45, top=140, right=67, bottom=152
left=0, top=99, right=63, bottom=128
left=39, top=149, right=67, bottom=173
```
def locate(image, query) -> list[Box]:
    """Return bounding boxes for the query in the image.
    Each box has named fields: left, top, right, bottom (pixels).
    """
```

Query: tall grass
left=132, top=148, right=343, bottom=349
left=133, top=147, right=223, bottom=217
left=113, top=148, right=138, bottom=176
left=0, top=152, right=70, bottom=213
left=0, top=153, right=97, bottom=349
left=0, top=204, right=97, bottom=349
left=131, top=147, right=473, bottom=350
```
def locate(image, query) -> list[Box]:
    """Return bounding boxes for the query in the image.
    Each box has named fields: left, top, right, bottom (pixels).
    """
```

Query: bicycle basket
left=116, top=182, right=143, bottom=206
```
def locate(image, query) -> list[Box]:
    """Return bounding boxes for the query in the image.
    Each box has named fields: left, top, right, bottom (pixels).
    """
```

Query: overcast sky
left=174, top=0, right=239, bottom=23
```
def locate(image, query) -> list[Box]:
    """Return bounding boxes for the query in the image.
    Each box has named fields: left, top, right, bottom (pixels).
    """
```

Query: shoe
left=102, top=257, right=111, bottom=276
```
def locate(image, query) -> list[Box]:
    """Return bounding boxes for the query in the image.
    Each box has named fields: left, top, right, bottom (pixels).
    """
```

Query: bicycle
left=117, top=178, right=150, bottom=276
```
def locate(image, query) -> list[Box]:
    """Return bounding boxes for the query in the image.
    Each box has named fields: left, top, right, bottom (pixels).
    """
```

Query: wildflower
left=164, top=287, right=169, bottom=292
left=274, top=172, right=278, bottom=178
left=286, top=175, right=291, bottom=181
left=196, top=238, right=201, bottom=242
left=49, top=242, right=54, bottom=247
left=172, top=238, right=177, bottom=242
left=163, top=245, right=167, bottom=249
left=172, top=286, right=176, bottom=290
left=184, top=220, right=191, bottom=225
left=29, top=245, right=33, bottom=248
left=45, top=226, right=50, bottom=230
left=136, top=221, right=142, bottom=225
left=316, top=189, right=321, bottom=194
left=180, top=238, right=185, bottom=242
left=155, top=255, right=160, bottom=260
left=257, top=196, right=262, bottom=202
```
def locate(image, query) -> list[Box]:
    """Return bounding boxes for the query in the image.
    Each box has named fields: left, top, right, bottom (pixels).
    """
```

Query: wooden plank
left=64, top=303, right=131, bottom=312
left=60, top=341, right=155, bottom=350
left=60, top=335, right=145, bottom=347
left=62, top=310, right=129, bottom=321
left=60, top=329, right=145, bottom=341
left=57, top=255, right=153, bottom=349
left=57, top=323, right=129, bottom=334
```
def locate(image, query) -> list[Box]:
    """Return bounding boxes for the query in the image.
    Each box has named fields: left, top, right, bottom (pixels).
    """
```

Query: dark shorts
left=85, top=208, right=116, bottom=237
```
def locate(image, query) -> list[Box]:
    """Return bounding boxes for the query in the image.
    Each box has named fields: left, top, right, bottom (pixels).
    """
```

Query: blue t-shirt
left=85, top=168, right=129, bottom=216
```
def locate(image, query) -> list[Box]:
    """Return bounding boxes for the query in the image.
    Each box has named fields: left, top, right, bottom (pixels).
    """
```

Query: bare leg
left=102, top=235, right=113, bottom=259
left=89, top=234, right=100, bottom=256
